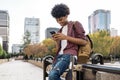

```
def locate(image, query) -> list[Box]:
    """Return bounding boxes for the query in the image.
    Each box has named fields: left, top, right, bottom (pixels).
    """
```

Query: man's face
left=56, top=15, right=68, bottom=26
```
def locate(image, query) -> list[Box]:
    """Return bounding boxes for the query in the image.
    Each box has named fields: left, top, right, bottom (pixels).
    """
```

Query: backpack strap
left=72, top=21, right=76, bottom=31
left=72, top=21, right=93, bottom=49
left=86, top=35, right=93, bottom=49
left=72, top=21, right=78, bottom=37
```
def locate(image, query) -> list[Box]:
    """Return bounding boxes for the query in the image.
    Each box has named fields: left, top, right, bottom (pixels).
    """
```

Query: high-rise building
left=0, top=10, right=9, bottom=52
left=12, top=44, right=22, bottom=54
left=110, top=28, right=118, bottom=37
left=45, top=27, right=59, bottom=38
left=88, top=9, right=111, bottom=34
left=24, top=17, right=40, bottom=44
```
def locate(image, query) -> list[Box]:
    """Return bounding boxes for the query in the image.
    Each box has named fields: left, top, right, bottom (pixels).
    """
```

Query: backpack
left=77, top=35, right=93, bottom=64
left=72, top=22, right=93, bottom=64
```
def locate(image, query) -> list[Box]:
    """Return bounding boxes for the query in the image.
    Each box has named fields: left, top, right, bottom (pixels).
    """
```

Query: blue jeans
left=48, top=54, right=71, bottom=80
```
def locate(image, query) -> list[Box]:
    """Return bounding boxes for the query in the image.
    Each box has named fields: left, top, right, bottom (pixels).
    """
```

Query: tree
left=110, top=36, right=120, bottom=57
left=89, top=30, right=112, bottom=56
left=42, top=38, right=57, bottom=56
left=22, top=31, right=31, bottom=57
left=0, top=44, right=7, bottom=59
left=23, top=31, right=31, bottom=48
left=0, top=44, right=3, bottom=56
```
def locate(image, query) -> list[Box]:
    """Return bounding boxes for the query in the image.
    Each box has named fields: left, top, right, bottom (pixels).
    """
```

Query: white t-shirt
left=59, top=25, right=68, bottom=54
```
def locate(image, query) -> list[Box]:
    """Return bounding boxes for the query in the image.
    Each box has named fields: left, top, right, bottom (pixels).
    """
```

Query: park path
left=0, top=60, right=43, bottom=80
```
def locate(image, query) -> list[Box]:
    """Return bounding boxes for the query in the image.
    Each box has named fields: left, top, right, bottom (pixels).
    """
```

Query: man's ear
left=65, top=15, right=68, bottom=18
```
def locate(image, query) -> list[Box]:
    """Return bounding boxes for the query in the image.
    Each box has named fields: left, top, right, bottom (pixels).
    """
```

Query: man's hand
left=53, top=33, right=67, bottom=41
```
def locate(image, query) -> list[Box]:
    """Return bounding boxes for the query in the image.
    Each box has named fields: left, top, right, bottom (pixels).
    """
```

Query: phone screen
left=50, top=31, right=56, bottom=35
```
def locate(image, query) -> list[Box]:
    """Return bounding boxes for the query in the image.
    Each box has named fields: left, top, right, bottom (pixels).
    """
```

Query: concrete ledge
left=27, top=60, right=43, bottom=68
left=96, top=71, right=120, bottom=80
left=0, top=59, right=9, bottom=64
left=83, top=69, right=96, bottom=80
left=83, top=68, right=120, bottom=80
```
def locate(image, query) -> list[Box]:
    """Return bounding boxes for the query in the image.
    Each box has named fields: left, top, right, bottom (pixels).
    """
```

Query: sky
left=0, top=0, right=120, bottom=52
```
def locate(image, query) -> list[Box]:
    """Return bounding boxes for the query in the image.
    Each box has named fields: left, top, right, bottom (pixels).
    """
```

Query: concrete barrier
left=96, top=71, right=120, bottom=80
left=0, top=59, right=9, bottom=64
left=27, top=60, right=43, bottom=68
left=82, top=64, right=120, bottom=80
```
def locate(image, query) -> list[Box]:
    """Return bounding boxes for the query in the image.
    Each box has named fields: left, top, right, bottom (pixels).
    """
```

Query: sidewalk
left=0, top=60, right=43, bottom=80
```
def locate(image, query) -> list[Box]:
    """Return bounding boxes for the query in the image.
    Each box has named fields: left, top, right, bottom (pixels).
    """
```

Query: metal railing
left=82, top=64, right=120, bottom=74
left=43, top=53, right=104, bottom=80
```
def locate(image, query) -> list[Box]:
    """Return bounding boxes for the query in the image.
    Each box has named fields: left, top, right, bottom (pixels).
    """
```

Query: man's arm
left=66, top=35, right=87, bottom=46
left=53, top=33, right=87, bottom=46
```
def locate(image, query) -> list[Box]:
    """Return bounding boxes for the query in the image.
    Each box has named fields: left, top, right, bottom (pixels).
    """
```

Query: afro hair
left=51, top=3, right=70, bottom=18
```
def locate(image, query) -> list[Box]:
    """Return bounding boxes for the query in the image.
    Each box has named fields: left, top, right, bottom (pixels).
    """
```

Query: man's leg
left=48, top=54, right=71, bottom=80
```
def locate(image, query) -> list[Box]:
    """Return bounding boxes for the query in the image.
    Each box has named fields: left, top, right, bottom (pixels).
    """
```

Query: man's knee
left=48, top=69, right=60, bottom=80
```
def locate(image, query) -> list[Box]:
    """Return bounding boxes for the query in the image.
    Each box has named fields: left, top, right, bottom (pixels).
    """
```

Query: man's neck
left=62, top=21, right=68, bottom=27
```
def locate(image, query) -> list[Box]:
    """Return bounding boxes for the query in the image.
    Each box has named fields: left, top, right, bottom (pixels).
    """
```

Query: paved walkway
left=0, top=60, right=43, bottom=80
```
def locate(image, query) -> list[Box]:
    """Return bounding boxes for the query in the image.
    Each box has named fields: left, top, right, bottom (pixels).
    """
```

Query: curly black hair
left=51, top=3, right=70, bottom=18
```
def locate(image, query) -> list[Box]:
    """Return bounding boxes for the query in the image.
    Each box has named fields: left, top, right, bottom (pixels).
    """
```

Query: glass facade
left=24, top=17, right=40, bottom=44
left=88, top=9, right=111, bottom=34
left=0, top=10, right=9, bottom=52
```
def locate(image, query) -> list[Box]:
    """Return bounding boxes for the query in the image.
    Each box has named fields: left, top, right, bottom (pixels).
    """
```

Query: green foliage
left=42, top=38, right=57, bottom=56
left=0, top=44, right=8, bottom=59
left=0, top=44, right=3, bottom=56
left=23, top=31, right=31, bottom=48
left=110, top=36, right=120, bottom=57
left=89, top=30, right=113, bottom=56
left=89, top=30, right=120, bottom=58
left=22, top=38, right=57, bottom=58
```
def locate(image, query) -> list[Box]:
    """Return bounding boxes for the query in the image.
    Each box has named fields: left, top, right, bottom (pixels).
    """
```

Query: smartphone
left=50, top=31, right=56, bottom=35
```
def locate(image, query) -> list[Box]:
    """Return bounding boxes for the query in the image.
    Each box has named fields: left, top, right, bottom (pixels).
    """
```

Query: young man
left=48, top=3, right=87, bottom=80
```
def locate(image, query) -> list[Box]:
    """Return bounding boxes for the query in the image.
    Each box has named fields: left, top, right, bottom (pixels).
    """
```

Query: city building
left=88, top=9, right=111, bottom=34
left=12, top=44, right=22, bottom=54
left=110, top=28, right=118, bottom=37
left=45, top=27, right=59, bottom=38
left=0, top=10, right=9, bottom=52
left=24, top=17, right=40, bottom=44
